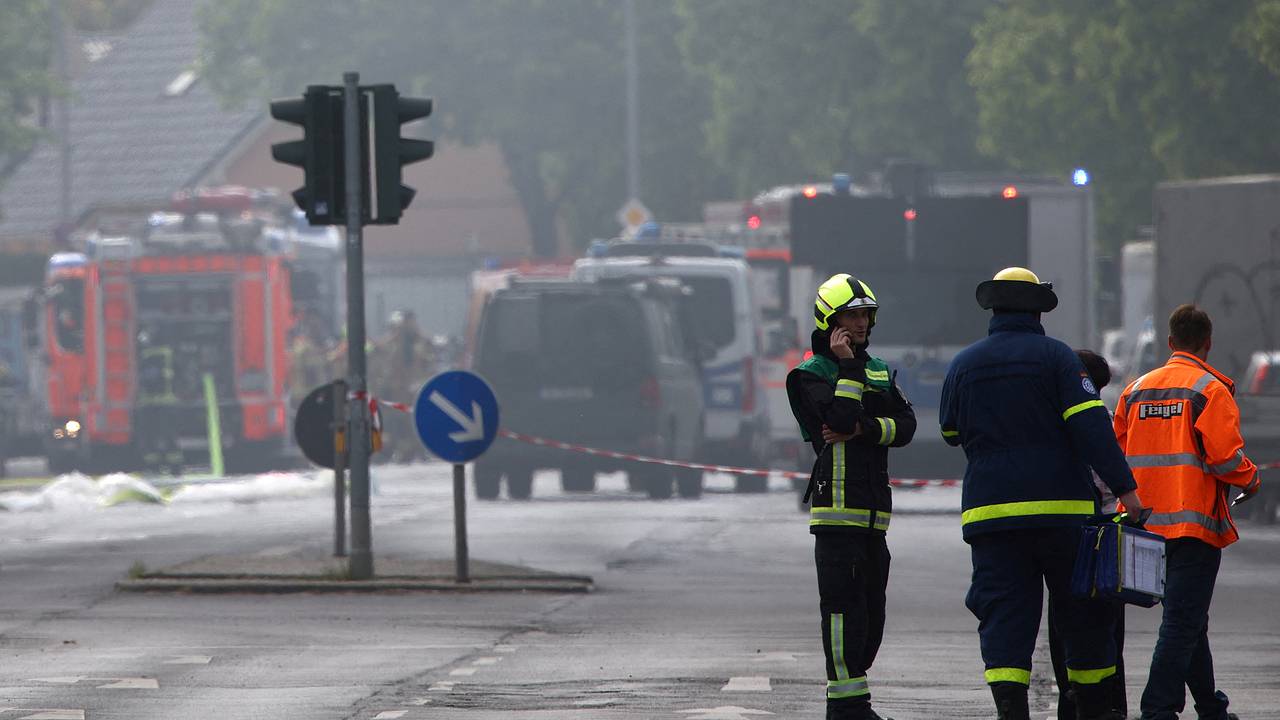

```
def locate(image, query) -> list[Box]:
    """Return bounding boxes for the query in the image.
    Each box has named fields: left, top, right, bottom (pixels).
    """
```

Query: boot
left=1071, top=681, right=1123, bottom=720
left=991, top=682, right=1031, bottom=720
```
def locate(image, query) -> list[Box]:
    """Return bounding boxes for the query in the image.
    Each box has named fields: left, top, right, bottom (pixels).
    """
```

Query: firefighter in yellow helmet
left=786, top=273, right=916, bottom=720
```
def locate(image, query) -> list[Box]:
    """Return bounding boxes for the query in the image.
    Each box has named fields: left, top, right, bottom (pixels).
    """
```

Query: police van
left=573, top=247, right=771, bottom=492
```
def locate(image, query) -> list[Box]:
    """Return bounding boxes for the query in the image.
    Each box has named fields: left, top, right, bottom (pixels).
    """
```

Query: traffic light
left=370, top=85, right=434, bottom=224
left=270, top=85, right=344, bottom=224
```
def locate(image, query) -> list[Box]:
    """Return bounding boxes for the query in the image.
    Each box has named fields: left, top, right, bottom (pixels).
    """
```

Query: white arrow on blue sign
left=414, top=370, right=500, bottom=463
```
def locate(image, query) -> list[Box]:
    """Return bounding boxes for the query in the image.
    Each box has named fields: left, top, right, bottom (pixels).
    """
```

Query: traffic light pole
left=343, top=71, right=374, bottom=580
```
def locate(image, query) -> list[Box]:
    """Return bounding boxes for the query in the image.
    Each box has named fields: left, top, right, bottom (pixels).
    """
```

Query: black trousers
left=1049, top=596, right=1127, bottom=718
left=966, top=528, right=1118, bottom=690
left=815, top=531, right=891, bottom=718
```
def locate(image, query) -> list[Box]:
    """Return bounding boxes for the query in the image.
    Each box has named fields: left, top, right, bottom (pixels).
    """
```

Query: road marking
left=98, top=678, right=159, bottom=689
left=721, top=676, right=771, bottom=692
left=407, top=697, right=433, bottom=706
left=472, top=657, right=501, bottom=666
left=750, top=651, right=802, bottom=663
left=17, top=711, right=86, bottom=720
left=163, top=655, right=212, bottom=664
left=492, top=644, right=518, bottom=653
left=677, top=707, right=774, bottom=719
left=427, top=682, right=455, bottom=693
left=373, top=712, right=407, bottom=719
left=32, top=676, right=158, bottom=689
left=448, top=667, right=477, bottom=677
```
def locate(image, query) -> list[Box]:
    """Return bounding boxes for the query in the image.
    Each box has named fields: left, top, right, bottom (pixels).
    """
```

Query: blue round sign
left=414, top=370, right=500, bottom=463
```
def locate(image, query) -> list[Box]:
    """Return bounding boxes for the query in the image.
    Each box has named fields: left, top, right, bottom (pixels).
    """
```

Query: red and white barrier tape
left=356, top=391, right=960, bottom=488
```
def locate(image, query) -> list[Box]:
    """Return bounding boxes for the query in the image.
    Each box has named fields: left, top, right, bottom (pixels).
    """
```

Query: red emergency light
left=746, top=215, right=762, bottom=230
left=1002, top=185, right=1019, bottom=199
left=802, top=186, right=819, bottom=199
left=903, top=208, right=918, bottom=221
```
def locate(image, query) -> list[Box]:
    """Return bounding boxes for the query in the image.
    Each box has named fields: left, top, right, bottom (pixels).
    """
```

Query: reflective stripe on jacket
left=787, top=337, right=916, bottom=534
left=1114, top=351, right=1261, bottom=548
left=940, top=314, right=1138, bottom=541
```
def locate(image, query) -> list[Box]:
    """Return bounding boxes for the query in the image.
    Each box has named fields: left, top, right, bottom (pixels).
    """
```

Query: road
left=1, top=464, right=1278, bottom=719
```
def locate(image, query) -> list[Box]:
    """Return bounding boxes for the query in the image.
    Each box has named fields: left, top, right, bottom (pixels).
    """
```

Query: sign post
left=414, top=371, right=500, bottom=583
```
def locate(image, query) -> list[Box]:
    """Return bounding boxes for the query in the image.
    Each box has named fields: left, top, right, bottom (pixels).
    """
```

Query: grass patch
left=127, top=560, right=148, bottom=579
left=318, top=564, right=351, bottom=581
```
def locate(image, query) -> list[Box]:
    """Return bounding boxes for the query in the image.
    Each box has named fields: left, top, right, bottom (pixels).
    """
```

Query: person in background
left=1048, top=349, right=1128, bottom=719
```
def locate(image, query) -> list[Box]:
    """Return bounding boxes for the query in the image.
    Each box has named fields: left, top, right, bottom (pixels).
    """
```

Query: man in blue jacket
left=939, top=267, right=1145, bottom=720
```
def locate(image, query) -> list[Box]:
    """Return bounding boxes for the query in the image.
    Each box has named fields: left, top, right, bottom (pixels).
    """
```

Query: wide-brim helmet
left=975, top=266, right=1058, bottom=313
left=814, top=273, right=878, bottom=331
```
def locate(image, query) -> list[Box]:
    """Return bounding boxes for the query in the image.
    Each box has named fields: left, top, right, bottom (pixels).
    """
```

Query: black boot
left=1071, top=681, right=1123, bottom=720
left=991, top=682, right=1030, bottom=720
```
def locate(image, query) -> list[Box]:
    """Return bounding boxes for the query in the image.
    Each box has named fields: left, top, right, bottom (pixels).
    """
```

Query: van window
left=680, top=276, right=735, bottom=348
left=50, top=278, right=85, bottom=353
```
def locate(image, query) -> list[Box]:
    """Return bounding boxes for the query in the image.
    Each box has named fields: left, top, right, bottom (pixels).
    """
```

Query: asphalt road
left=1, top=464, right=1278, bottom=719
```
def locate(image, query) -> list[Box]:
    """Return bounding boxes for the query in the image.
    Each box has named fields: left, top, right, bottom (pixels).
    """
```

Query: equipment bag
left=1071, top=519, right=1166, bottom=608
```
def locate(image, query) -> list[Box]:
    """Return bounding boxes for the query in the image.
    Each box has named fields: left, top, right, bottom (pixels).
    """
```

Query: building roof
left=0, top=0, right=260, bottom=246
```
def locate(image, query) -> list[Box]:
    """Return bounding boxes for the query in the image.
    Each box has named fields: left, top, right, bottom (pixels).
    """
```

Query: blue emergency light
left=1072, top=168, right=1090, bottom=186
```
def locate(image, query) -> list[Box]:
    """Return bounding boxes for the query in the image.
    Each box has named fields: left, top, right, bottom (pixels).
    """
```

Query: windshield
left=677, top=276, right=736, bottom=349
left=50, top=278, right=85, bottom=353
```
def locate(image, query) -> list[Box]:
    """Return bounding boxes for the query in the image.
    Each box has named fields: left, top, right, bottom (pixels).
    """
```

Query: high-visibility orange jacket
left=1114, top=351, right=1262, bottom=548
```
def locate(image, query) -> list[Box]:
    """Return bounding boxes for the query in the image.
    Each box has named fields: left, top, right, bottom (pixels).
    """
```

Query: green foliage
left=969, top=0, right=1280, bottom=246
left=677, top=0, right=994, bottom=196
left=0, top=1, right=55, bottom=172
left=198, top=0, right=718, bottom=255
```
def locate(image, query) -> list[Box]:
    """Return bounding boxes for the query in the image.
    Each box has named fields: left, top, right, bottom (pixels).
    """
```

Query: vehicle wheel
left=626, top=473, right=645, bottom=492
left=735, top=474, right=769, bottom=493
left=474, top=462, right=501, bottom=500
left=639, top=467, right=673, bottom=500
left=675, top=467, right=703, bottom=499
left=506, top=466, right=534, bottom=500
left=561, top=467, right=596, bottom=493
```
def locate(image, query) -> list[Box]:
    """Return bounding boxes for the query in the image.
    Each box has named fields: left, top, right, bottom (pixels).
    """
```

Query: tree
left=198, top=0, right=719, bottom=256
left=0, top=1, right=55, bottom=176
left=676, top=0, right=995, bottom=196
left=969, top=0, right=1280, bottom=246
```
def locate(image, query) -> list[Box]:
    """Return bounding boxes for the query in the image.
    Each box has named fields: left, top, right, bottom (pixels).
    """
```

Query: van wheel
left=561, top=467, right=596, bottom=493
left=474, top=462, right=501, bottom=500
left=636, top=467, right=673, bottom=499
left=675, top=468, right=703, bottom=499
left=506, top=467, right=534, bottom=500
left=735, top=474, right=769, bottom=493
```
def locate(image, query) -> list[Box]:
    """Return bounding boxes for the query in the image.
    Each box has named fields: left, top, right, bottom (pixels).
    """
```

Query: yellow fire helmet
left=814, top=273, right=878, bottom=331
left=975, top=266, right=1058, bottom=313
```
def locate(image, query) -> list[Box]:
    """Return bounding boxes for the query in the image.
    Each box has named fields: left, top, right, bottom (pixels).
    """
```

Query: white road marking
left=677, top=707, right=774, bottom=719
left=373, top=712, right=407, bottom=719
left=98, top=677, right=159, bottom=689
left=448, top=667, right=478, bottom=677
left=427, top=682, right=455, bottom=693
left=407, top=697, right=433, bottom=706
left=750, top=651, right=802, bottom=663
left=163, top=655, right=212, bottom=664
left=30, top=678, right=80, bottom=685
left=18, top=711, right=86, bottom=720
left=492, top=644, right=518, bottom=653
left=721, top=676, right=771, bottom=692
left=472, top=657, right=501, bottom=666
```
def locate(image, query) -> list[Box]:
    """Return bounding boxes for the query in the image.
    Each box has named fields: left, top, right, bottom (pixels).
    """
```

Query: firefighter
left=136, top=333, right=184, bottom=475
left=378, top=310, right=433, bottom=462
left=785, top=273, right=916, bottom=720
left=939, top=267, right=1144, bottom=720
left=1113, top=304, right=1260, bottom=720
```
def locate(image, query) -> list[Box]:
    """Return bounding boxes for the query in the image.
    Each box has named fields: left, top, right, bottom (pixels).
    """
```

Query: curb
left=116, top=574, right=594, bottom=594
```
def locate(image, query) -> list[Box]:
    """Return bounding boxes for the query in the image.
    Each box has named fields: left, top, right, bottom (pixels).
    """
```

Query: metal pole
left=624, top=0, right=639, bottom=202
left=453, top=463, right=470, bottom=583
left=333, top=379, right=348, bottom=557
left=343, top=72, right=374, bottom=580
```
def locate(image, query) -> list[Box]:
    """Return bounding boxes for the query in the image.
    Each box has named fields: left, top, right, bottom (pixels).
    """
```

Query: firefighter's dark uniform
left=939, top=268, right=1138, bottom=720
left=787, top=273, right=915, bottom=720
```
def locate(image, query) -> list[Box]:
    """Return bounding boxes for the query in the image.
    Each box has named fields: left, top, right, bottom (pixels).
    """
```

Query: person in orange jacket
left=1113, top=304, right=1262, bottom=720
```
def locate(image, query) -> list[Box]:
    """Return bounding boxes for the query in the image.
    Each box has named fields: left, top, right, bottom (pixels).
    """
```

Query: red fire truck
left=38, top=187, right=333, bottom=474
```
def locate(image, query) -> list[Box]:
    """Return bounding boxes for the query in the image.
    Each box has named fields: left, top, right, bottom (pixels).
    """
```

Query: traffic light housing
left=270, top=85, right=344, bottom=225
left=370, top=85, right=434, bottom=225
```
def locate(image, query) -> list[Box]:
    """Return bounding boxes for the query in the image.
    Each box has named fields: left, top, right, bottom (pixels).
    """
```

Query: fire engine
left=37, top=186, right=341, bottom=474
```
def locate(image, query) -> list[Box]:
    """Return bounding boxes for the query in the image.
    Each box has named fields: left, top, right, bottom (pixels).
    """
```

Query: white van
left=572, top=254, right=771, bottom=491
